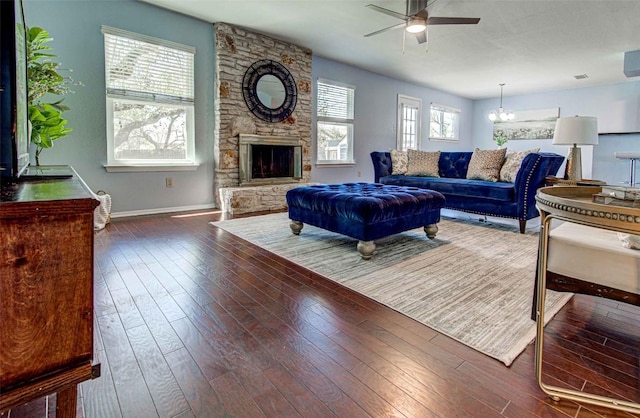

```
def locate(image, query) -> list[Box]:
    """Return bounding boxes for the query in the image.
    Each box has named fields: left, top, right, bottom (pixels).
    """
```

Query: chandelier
left=488, top=83, right=515, bottom=122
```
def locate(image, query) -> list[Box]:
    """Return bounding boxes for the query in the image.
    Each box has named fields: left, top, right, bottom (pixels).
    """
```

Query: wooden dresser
left=0, top=166, right=100, bottom=417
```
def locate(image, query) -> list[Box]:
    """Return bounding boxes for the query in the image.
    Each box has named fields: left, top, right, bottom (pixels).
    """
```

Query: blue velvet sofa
left=371, top=151, right=565, bottom=233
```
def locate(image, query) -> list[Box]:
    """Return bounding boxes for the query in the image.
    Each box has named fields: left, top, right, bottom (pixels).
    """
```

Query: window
left=316, top=78, right=355, bottom=164
left=430, top=103, right=460, bottom=141
left=102, top=26, right=196, bottom=171
left=396, top=95, right=422, bottom=150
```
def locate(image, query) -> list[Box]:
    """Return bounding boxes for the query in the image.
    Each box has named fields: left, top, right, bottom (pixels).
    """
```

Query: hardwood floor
left=3, top=210, right=639, bottom=417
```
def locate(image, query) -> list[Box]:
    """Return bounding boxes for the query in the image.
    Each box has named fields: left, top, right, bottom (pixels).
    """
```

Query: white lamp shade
left=552, top=116, right=598, bottom=146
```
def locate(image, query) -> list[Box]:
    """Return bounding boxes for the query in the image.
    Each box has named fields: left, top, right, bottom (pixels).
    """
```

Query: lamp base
left=564, top=145, right=582, bottom=181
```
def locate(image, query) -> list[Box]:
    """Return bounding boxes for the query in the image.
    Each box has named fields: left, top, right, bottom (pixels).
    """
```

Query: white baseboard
left=111, top=203, right=218, bottom=219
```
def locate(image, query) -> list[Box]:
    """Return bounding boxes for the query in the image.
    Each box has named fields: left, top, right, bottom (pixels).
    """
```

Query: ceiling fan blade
left=427, top=17, right=480, bottom=25
left=415, top=31, right=427, bottom=44
left=366, top=4, right=409, bottom=20
left=364, top=22, right=407, bottom=37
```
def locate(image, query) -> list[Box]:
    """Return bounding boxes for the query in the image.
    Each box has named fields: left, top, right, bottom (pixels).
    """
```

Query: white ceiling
left=141, top=0, right=640, bottom=100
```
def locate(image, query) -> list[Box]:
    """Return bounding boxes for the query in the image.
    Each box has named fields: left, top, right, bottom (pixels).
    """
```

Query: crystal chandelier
left=488, top=83, right=515, bottom=122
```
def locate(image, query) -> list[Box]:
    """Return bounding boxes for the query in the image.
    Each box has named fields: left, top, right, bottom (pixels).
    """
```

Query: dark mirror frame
left=242, top=59, right=297, bottom=123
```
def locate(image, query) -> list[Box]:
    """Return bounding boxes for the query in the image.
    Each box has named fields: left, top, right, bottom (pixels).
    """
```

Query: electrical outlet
left=357, top=171, right=362, bottom=177
left=165, top=177, right=173, bottom=188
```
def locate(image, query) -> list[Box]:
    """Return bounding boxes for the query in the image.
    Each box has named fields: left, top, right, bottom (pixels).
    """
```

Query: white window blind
left=317, top=79, right=355, bottom=122
left=102, top=26, right=195, bottom=104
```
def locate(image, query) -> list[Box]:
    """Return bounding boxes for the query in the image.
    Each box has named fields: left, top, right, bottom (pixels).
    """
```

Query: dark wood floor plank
left=126, top=324, right=190, bottom=418
left=164, top=347, right=227, bottom=417
left=108, top=286, right=146, bottom=330
left=94, top=272, right=118, bottom=318
left=169, top=316, right=231, bottom=381
left=80, top=350, right=122, bottom=418
left=236, top=371, right=303, bottom=418
left=262, top=364, right=340, bottom=418
left=96, top=312, right=158, bottom=417
left=210, top=372, right=267, bottom=418
left=172, top=291, right=275, bottom=378
left=132, top=293, right=184, bottom=355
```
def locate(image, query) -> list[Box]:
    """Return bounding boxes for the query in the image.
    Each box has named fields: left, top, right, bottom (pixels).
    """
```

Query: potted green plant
left=493, top=132, right=509, bottom=148
left=26, top=27, right=79, bottom=165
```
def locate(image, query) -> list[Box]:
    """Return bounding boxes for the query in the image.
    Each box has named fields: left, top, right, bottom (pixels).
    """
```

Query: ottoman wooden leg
left=424, top=223, right=438, bottom=239
left=290, top=220, right=303, bottom=235
left=357, top=240, right=376, bottom=259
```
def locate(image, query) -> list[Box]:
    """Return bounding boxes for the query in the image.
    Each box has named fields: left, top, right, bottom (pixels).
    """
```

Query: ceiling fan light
left=406, top=17, right=426, bottom=33
left=488, top=112, right=497, bottom=122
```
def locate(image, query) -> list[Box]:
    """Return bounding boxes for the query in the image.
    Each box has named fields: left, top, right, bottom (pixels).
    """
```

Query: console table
left=0, top=166, right=100, bottom=417
left=534, top=186, right=640, bottom=414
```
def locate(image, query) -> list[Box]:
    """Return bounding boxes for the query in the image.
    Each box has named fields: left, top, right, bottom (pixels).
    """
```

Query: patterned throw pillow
left=466, top=148, right=507, bottom=182
left=499, top=148, right=540, bottom=183
left=390, top=149, right=408, bottom=175
left=406, top=149, right=441, bottom=177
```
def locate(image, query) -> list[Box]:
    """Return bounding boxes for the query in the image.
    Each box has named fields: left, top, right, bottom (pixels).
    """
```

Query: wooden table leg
left=56, top=385, right=78, bottom=418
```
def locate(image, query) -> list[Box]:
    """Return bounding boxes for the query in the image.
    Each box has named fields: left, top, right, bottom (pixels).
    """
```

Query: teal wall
left=23, top=0, right=215, bottom=214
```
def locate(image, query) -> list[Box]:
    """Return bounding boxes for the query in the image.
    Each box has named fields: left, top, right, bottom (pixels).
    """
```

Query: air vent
left=574, top=74, right=589, bottom=80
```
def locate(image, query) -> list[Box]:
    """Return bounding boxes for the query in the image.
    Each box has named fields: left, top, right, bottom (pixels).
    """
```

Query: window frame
left=429, top=103, right=461, bottom=142
left=396, top=94, right=422, bottom=151
left=102, top=26, right=198, bottom=172
left=316, top=78, right=356, bottom=166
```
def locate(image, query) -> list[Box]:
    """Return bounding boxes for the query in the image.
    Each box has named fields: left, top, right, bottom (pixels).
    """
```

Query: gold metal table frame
left=535, top=186, right=640, bottom=414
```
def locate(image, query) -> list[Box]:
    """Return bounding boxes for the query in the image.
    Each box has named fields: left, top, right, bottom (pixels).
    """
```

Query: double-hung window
left=396, top=94, right=422, bottom=150
left=102, top=26, right=196, bottom=171
left=316, top=78, right=355, bottom=164
left=429, top=103, right=460, bottom=141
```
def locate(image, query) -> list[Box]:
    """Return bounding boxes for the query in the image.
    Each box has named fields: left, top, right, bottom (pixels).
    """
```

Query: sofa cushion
left=438, top=152, right=473, bottom=179
left=406, top=149, right=441, bottom=177
left=390, top=149, right=408, bottom=175
left=380, top=175, right=515, bottom=201
left=500, top=148, right=540, bottom=182
left=466, top=148, right=507, bottom=182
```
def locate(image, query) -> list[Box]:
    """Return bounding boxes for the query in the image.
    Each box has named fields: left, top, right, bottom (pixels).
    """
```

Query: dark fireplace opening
left=238, top=134, right=302, bottom=185
left=251, top=145, right=294, bottom=179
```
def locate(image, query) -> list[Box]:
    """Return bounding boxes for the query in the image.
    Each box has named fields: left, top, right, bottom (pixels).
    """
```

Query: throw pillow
left=466, top=148, right=507, bottom=182
left=390, top=149, right=408, bottom=175
left=406, top=149, right=441, bottom=177
left=499, top=148, right=540, bottom=183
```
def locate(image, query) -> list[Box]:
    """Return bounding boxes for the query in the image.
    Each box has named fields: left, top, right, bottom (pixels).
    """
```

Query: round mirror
left=242, top=59, right=297, bottom=123
left=256, top=74, right=286, bottom=109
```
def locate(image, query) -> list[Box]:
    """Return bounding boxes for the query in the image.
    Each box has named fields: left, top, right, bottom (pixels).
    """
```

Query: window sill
left=429, top=137, right=460, bottom=142
left=104, top=163, right=200, bottom=173
left=315, top=161, right=356, bottom=167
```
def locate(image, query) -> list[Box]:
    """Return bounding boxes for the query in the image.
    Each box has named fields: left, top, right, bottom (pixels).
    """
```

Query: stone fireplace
left=214, top=23, right=312, bottom=215
left=238, top=135, right=302, bottom=186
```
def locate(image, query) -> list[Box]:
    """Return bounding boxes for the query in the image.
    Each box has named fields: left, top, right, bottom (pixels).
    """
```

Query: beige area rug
left=212, top=213, right=572, bottom=366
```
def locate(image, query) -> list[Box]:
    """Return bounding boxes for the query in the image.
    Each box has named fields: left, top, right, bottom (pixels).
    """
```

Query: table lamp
left=552, top=116, right=598, bottom=181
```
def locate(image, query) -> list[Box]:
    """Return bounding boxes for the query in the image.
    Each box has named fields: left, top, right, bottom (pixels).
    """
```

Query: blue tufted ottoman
left=285, top=182, right=445, bottom=259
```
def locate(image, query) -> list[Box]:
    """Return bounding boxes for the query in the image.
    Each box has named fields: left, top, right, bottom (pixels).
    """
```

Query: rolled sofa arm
left=370, top=151, right=392, bottom=182
left=514, top=152, right=565, bottom=220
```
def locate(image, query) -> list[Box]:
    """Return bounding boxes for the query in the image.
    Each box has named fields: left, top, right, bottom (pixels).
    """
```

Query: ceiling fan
left=364, top=0, right=480, bottom=45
